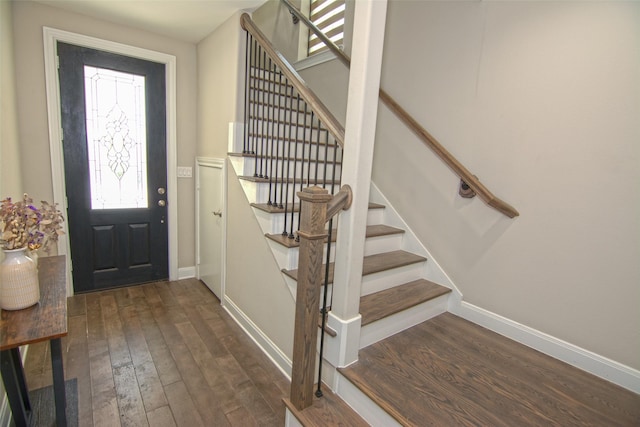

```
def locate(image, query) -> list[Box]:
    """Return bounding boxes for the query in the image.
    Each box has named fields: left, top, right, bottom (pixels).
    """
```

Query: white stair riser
left=260, top=206, right=385, bottom=235
left=361, top=263, right=426, bottom=297
left=359, top=293, right=449, bottom=349
left=363, top=233, right=403, bottom=256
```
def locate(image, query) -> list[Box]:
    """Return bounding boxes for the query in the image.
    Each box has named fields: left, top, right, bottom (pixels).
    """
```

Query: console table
left=1, top=255, right=68, bottom=426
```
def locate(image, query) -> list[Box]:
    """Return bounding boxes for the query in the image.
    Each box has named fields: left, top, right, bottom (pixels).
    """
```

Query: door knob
left=212, top=210, right=222, bottom=217
left=158, top=200, right=166, bottom=207
left=158, top=187, right=166, bottom=195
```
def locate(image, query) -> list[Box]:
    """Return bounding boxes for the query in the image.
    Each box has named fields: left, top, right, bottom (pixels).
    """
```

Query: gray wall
left=373, top=0, right=640, bottom=370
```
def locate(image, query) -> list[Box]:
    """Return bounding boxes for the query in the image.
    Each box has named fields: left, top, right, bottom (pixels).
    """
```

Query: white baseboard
left=177, top=266, right=196, bottom=280
left=222, top=296, right=292, bottom=380
left=451, top=301, right=640, bottom=394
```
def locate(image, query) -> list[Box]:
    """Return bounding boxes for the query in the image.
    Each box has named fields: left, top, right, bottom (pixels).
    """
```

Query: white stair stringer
left=369, top=182, right=462, bottom=304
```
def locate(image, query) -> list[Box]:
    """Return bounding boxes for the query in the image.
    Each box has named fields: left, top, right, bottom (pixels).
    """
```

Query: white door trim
left=43, top=27, right=179, bottom=294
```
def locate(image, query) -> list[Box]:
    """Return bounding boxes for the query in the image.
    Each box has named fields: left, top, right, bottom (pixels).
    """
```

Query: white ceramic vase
left=0, top=247, right=40, bottom=310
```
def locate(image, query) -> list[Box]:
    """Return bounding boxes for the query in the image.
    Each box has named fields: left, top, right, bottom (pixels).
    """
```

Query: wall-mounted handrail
left=280, top=0, right=520, bottom=218
left=241, top=13, right=345, bottom=147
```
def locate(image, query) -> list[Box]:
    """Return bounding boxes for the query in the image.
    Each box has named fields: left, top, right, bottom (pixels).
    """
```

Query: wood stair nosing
left=282, top=250, right=427, bottom=284
left=360, top=279, right=451, bottom=327
left=266, top=224, right=404, bottom=249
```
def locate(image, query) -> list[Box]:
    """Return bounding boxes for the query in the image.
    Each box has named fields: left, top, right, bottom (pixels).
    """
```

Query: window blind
left=308, top=0, right=345, bottom=56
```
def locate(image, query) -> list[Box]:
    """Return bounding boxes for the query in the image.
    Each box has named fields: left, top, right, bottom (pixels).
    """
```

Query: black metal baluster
left=288, top=93, right=302, bottom=239
left=267, top=58, right=276, bottom=204
left=282, top=78, right=294, bottom=236
left=296, top=102, right=310, bottom=242
left=250, top=39, right=258, bottom=156
left=243, top=33, right=250, bottom=154
left=276, top=69, right=285, bottom=209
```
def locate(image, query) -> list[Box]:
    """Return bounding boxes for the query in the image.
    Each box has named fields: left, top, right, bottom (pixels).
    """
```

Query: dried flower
left=0, top=194, right=65, bottom=253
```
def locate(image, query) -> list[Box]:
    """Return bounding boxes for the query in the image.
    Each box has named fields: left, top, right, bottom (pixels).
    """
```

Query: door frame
left=43, top=27, right=178, bottom=295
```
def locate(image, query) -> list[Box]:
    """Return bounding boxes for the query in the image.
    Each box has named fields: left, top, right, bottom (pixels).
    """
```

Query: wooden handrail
left=279, top=0, right=519, bottom=218
left=241, top=13, right=345, bottom=147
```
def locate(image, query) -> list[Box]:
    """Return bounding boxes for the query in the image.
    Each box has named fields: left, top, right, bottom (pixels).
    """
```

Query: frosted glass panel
left=84, top=66, right=148, bottom=209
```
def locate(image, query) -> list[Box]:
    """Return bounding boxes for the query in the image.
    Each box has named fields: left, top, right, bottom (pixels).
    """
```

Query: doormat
left=28, top=378, right=78, bottom=427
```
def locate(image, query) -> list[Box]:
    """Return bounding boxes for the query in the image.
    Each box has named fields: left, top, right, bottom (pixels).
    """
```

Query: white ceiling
left=29, top=0, right=267, bottom=44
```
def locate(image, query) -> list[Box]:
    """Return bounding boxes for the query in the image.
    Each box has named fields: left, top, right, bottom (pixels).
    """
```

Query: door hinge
left=56, top=55, right=60, bottom=70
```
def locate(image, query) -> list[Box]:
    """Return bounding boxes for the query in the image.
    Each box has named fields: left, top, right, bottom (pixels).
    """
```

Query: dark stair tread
left=283, top=388, right=368, bottom=427
left=283, top=250, right=426, bottom=284
left=360, top=279, right=451, bottom=326
left=251, top=201, right=382, bottom=214
left=266, top=224, right=403, bottom=248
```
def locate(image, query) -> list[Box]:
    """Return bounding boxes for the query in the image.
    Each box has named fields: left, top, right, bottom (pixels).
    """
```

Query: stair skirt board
left=222, top=296, right=293, bottom=380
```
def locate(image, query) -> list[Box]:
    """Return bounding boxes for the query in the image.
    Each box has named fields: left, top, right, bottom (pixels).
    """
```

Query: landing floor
left=341, top=312, right=640, bottom=426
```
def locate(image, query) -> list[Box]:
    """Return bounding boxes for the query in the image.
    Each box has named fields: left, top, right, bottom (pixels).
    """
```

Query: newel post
left=290, top=186, right=332, bottom=410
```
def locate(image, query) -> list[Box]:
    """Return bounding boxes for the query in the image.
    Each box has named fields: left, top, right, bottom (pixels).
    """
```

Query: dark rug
left=27, top=378, right=78, bottom=427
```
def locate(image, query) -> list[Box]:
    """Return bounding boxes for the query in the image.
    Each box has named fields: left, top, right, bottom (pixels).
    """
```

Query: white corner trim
left=223, top=296, right=292, bottom=380
left=177, top=266, right=196, bottom=280
left=42, top=27, right=179, bottom=293
left=451, top=301, right=640, bottom=394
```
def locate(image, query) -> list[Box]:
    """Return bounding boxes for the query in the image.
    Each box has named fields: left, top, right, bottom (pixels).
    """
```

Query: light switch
left=177, top=166, right=192, bottom=178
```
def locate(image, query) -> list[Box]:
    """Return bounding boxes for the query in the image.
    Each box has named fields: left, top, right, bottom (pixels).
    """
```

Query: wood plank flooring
left=24, top=279, right=290, bottom=427
left=340, top=312, right=640, bottom=426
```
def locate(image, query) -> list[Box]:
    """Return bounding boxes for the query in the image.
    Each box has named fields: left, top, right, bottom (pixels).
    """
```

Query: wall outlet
left=177, top=166, right=192, bottom=178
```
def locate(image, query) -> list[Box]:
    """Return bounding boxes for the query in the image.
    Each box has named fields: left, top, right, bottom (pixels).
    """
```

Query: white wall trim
left=42, top=27, right=179, bottom=295
left=451, top=301, right=640, bottom=394
left=223, top=296, right=292, bottom=380
left=177, top=266, right=196, bottom=280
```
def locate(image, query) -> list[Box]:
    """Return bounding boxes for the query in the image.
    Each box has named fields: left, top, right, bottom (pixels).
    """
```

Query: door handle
left=158, top=200, right=166, bottom=207
left=212, top=210, right=222, bottom=218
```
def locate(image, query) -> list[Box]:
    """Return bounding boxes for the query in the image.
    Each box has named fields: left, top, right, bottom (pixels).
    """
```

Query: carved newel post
left=290, top=186, right=332, bottom=410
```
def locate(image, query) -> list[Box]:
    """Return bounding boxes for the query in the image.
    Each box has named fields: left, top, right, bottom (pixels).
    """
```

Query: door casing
left=43, top=27, right=178, bottom=295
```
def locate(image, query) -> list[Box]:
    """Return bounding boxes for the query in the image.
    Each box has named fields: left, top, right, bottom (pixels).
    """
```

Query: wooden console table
left=1, top=255, right=68, bottom=426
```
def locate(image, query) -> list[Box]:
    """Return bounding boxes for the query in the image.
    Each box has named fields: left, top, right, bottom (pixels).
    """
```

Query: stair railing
left=281, top=0, right=519, bottom=218
left=241, top=13, right=351, bottom=411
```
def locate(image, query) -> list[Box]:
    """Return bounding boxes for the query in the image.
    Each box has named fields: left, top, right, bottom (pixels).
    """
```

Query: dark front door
left=57, top=42, right=168, bottom=292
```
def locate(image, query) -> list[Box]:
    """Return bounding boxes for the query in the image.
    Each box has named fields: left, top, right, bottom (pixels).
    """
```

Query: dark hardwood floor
left=340, top=312, right=640, bottom=427
left=24, top=280, right=640, bottom=426
left=24, top=279, right=290, bottom=427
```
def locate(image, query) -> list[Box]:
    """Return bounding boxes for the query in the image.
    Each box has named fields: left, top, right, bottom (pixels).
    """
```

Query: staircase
left=228, top=35, right=455, bottom=425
